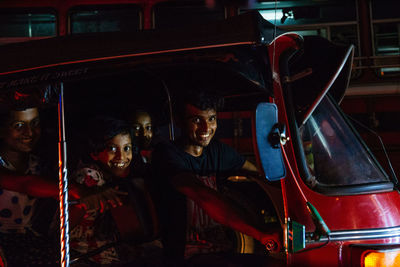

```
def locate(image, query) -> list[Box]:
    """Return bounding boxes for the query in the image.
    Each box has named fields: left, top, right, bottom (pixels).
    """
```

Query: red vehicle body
left=0, top=8, right=399, bottom=267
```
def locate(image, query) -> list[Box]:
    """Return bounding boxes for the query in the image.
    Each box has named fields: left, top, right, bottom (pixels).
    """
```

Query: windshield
left=300, top=96, right=389, bottom=187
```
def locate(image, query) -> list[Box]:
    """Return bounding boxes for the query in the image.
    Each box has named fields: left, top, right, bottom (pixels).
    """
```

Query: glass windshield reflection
left=300, top=96, right=389, bottom=187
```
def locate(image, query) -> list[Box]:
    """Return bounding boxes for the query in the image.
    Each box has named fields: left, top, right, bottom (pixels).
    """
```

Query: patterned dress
left=0, top=154, right=59, bottom=266
left=70, top=163, right=120, bottom=265
left=70, top=162, right=163, bottom=265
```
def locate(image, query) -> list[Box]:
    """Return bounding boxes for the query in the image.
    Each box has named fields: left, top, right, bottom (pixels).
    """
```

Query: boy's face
left=131, top=112, right=152, bottom=149
left=182, top=104, right=217, bottom=148
left=91, top=133, right=133, bottom=178
left=1, top=108, right=41, bottom=153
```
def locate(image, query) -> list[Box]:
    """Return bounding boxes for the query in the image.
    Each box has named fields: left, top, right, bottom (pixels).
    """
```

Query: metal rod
left=58, top=82, right=70, bottom=267
left=354, top=55, right=400, bottom=59
left=353, top=64, right=400, bottom=70
left=161, top=80, right=175, bottom=141
left=301, top=45, right=354, bottom=125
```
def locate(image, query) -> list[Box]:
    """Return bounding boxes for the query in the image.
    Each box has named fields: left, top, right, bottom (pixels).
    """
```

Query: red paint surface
left=266, top=34, right=400, bottom=267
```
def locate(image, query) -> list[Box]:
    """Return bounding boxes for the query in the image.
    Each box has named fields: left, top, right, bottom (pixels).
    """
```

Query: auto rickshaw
left=0, top=11, right=399, bottom=267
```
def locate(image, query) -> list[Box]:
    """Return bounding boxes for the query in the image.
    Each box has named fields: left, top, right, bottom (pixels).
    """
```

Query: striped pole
left=58, top=82, right=70, bottom=267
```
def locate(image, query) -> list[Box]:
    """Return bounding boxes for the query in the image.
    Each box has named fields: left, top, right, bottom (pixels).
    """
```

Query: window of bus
left=0, top=9, right=56, bottom=45
left=152, top=0, right=226, bottom=29
left=245, top=1, right=356, bottom=26
left=371, top=0, right=400, bottom=77
left=68, top=5, right=142, bottom=34
left=242, top=1, right=361, bottom=79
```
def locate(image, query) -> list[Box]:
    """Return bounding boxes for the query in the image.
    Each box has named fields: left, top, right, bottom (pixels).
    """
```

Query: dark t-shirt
left=152, top=139, right=245, bottom=260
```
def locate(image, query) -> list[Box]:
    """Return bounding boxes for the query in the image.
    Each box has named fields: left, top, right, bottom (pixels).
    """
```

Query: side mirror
left=254, top=103, right=286, bottom=181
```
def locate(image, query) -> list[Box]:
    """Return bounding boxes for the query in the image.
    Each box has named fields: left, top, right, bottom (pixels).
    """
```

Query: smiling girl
left=70, top=116, right=136, bottom=264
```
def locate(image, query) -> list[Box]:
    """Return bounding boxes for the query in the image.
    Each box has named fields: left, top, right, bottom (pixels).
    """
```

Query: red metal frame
left=266, top=27, right=400, bottom=267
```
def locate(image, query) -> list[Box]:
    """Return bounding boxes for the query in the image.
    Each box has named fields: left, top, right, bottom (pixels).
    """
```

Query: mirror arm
left=269, top=123, right=290, bottom=148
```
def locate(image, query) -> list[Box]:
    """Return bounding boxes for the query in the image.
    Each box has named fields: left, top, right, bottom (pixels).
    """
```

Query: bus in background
left=0, top=0, right=238, bottom=44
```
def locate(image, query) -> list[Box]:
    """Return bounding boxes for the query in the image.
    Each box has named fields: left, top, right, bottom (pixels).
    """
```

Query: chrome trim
left=306, top=225, right=400, bottom=243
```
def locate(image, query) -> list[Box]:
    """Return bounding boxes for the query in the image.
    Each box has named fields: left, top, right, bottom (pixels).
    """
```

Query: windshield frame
left=292, top=94, right=393, bottom=196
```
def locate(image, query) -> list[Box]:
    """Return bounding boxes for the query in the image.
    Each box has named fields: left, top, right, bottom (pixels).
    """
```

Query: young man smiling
left=152, top=89, right=280, bottom=265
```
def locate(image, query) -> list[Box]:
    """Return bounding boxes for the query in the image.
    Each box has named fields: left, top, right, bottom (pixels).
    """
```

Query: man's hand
left=260, top=231, right=282, bottom=254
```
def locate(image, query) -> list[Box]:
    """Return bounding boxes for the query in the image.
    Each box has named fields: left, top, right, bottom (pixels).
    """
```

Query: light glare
left=363, top=250, right=400, bottom=267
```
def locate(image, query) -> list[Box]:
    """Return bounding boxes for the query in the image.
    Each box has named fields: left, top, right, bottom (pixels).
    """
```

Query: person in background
left=130, top=110, right=154, bottom=164
left=152, top=89, right=281, bottom=266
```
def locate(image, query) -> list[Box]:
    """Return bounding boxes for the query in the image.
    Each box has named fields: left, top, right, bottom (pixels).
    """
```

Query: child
left=128, top=110, right=156, bottom=181
left=130, top=110, right=153, bottom=163
left=0, top=105, right=60, bottom=266
left=0, top=107, right=129, bottom=266
left=70, top=116, right=162, bottom=265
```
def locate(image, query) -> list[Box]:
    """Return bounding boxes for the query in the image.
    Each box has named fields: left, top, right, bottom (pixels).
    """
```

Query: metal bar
left=58, top=82, right=70, bottom=267
left=354, top=55, right=400, bottom=59
left=320, top=231, right=400, bottom=242
left=372, top=18, right=400, bottom=24
left=353, top=64, right=400, bottom=70
left=306, top=225, right=400, bottom=243
left=160, top=80, right=175, bottom=141
left=278, top=20, right=358, bottom=31
left=301, top=45, right=354, bottom=125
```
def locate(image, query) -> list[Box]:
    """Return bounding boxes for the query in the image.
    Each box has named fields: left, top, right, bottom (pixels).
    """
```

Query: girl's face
left=91, top=133, right=133, bottom=178
left=131, top=112, right=152, bottom=149
left=1, top=108, right=41, bottom=153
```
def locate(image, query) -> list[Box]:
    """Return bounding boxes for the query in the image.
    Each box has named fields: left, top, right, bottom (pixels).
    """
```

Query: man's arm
left=170, top=172, right=280, bottom=251
left=0, top=168, right=64, bottom=198
left=0, top=167, right=93, bottom=200
left=0, top=168, right=130, bottom=229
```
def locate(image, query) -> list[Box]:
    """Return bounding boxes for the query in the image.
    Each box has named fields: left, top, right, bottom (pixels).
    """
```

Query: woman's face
left=1, top=108, right=41, bottom=153
left=91, top=133, right=133, bottom=178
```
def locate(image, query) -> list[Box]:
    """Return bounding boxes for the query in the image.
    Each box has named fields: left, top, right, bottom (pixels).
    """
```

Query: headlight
left=362, top=249, right=400, bottom=267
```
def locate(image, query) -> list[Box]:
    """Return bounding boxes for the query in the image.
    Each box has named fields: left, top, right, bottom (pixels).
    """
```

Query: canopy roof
left=0, top=10, right=353, bottom=119
left=0, top=11, right=280, bottom=75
